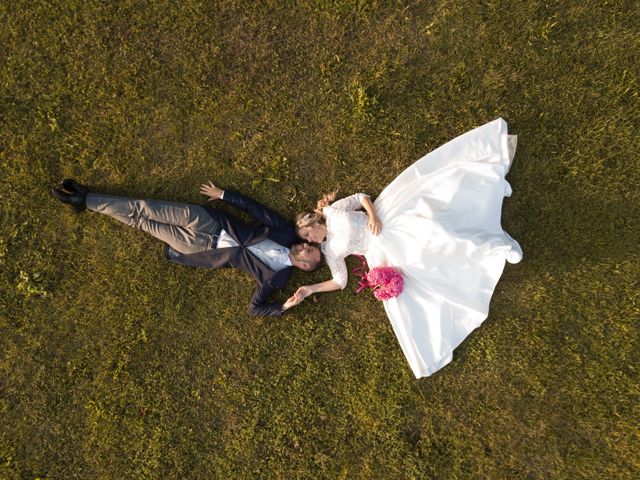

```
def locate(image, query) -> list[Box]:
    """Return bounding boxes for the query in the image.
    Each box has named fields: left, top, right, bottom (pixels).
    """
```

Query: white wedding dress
left=321, top=118, right=522, bottom=378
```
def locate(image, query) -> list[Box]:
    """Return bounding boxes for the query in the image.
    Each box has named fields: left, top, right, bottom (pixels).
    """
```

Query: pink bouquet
left=353, top=257, right=404, bottom=301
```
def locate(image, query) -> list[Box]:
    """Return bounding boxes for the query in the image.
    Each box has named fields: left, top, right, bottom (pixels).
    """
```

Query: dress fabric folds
left=364, top=118, right=522, bottom=378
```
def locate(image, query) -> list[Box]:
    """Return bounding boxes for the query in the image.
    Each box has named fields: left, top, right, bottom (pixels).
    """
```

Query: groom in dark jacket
left=52, top=179, right=320, bottom=316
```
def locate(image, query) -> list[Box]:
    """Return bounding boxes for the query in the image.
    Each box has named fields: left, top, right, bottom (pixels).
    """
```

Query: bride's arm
left=295, top=279, right=342, bottom=299
left=361, top=195, right=383, bottom=235
left=295, top=252, right=347, bottom=299
left=327, top=193, right=383, bottom=234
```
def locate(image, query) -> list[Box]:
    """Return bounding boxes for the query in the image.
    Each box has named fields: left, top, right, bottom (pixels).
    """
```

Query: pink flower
left=366, top=266, right=404, bottom=301
left=352, top=257, right=404, bottom=301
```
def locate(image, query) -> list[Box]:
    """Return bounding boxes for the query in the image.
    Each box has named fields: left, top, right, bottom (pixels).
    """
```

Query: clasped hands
left=283, top=286, right=313, bottom=310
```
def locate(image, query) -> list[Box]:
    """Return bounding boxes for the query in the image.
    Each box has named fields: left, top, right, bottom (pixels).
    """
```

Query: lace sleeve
left=325, top=252, right=349, bottom=289
left=329, top=193, right=369, bottom=211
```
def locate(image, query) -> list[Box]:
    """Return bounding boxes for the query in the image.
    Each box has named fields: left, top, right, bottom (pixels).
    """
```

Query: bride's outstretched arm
left=361, top=195, right=382, bottom=235
left=295, top=280, right=342, bottom=299
left=295, top=252, right=347, bottom=299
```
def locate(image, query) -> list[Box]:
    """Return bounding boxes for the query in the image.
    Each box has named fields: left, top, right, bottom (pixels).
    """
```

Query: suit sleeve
left=223, top=190, right=291, bottom=229
left=248, top=282, right=285, bottom=317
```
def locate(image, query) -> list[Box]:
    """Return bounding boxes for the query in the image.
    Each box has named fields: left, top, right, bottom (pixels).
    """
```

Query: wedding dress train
left=363, top=118, right=522, bottom=378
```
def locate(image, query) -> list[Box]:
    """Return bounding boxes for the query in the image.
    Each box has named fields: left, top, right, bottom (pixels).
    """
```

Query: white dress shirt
left=215, top=190, right=292, bottom=271
left=216, top=230, right=291, bottom=272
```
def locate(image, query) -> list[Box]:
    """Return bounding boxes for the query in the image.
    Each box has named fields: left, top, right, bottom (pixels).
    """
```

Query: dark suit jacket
left=166, top=190, right=299, bottom=317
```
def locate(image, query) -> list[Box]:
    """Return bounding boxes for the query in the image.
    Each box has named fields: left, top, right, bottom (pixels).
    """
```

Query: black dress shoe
left=51, top=187, right=86, bottom=213
left=61, top=178, right=88, bottom=195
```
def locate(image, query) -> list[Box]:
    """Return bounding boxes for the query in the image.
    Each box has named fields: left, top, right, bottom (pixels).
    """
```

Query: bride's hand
left=295, top=286, right=313, bottom=299
left=368, top=215, right=383, bottom=235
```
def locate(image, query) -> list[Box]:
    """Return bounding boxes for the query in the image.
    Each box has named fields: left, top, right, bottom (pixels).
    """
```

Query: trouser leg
left=86, top=193, right=218, bottom=254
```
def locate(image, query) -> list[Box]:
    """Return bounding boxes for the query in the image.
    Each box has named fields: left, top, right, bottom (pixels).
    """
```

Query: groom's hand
left=199, top=181, right=224, bottom=201
left=282, top=293, right=304, bottom=311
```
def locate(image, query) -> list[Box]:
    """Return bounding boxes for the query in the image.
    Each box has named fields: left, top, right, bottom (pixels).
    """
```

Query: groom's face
left=291, top=243, right=321, bottom=270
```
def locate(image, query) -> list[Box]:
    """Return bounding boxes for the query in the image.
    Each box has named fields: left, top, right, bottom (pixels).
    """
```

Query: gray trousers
left=86, top=193, right=219, bottom=255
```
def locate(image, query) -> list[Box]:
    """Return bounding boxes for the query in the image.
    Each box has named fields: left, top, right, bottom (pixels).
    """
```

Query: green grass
left=1, top=0, right=639, bottom=478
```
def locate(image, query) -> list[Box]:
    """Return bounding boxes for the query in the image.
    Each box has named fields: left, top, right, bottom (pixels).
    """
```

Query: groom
left=51, top=179, right=321, bottom=316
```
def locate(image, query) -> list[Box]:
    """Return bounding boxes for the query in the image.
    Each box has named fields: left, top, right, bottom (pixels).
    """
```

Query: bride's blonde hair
left=296, top=190, right=338, bottom=229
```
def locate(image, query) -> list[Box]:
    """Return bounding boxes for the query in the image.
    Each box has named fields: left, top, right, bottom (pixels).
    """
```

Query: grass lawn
left=1, top=0, right=638, bottom=478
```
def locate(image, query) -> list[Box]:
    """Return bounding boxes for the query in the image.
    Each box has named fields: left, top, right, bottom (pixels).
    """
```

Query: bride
left=294, top=118, right=523, bottom=378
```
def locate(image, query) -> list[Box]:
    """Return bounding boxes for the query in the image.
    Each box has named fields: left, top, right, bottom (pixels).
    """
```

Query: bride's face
left=298, top=222, right=327, bottom=243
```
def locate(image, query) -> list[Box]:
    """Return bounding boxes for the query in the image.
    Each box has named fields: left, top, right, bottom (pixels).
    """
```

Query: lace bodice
left=321, top=193, right=370, bottom=289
